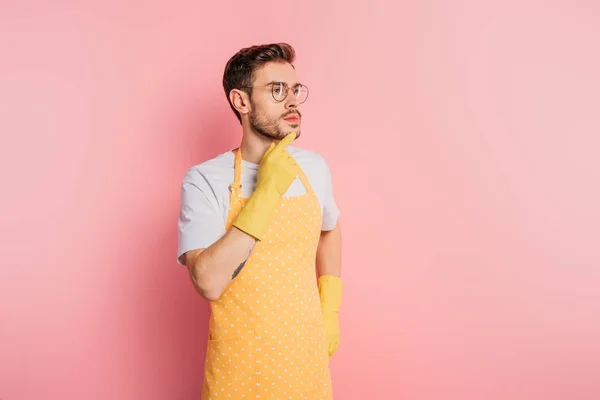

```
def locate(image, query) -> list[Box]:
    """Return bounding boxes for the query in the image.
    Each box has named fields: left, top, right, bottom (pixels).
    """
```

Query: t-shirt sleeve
left=176, top=168, right=226, bottom=265
left=320, top=156, right=341, bottom=231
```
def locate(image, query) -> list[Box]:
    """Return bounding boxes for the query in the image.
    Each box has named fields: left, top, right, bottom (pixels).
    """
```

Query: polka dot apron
left=200, top=148, right=333, bottom=400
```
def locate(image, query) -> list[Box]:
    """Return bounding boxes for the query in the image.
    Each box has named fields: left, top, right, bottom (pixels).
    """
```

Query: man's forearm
left=188, top=227, right=257, bottom=301
left=316, top=222, right=342, bottom=277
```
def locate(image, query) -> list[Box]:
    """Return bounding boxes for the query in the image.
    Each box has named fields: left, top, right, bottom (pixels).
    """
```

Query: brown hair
left=223, top=43, right=296, bottom=123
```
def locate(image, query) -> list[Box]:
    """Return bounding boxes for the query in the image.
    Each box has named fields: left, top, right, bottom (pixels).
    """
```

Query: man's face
left=248, top=62, right=303, bottom=140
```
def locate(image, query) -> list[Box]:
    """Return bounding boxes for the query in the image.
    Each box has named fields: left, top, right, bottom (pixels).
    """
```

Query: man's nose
left=284, top=92, right=299, bottom=108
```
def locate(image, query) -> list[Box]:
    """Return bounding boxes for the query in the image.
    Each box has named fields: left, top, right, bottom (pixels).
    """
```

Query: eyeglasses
left=242, top=82, right=309, bottom=104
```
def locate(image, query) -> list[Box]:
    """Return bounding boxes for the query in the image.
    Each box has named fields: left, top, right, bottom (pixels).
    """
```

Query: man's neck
left=238, top=127, right=275, bottom=165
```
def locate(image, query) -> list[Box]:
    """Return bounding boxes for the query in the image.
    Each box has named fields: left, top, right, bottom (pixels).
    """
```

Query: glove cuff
left=318, top=275, right=343, bottom=312
left=232, top=186, right=279, bottom=240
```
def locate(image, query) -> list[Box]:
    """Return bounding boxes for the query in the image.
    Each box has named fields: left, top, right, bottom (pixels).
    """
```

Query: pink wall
left=1, top=1, right=599, bottom=399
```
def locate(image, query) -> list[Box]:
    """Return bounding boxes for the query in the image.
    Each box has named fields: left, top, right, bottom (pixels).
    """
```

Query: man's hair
left=223, top=43, right=296, bottom=123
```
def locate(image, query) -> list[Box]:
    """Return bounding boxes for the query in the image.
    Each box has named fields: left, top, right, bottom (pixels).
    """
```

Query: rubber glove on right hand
left=232, top=132, right=299, bottom=240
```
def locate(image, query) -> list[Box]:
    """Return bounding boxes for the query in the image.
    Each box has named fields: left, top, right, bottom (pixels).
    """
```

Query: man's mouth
left=283, top=114, right=300, bottom=122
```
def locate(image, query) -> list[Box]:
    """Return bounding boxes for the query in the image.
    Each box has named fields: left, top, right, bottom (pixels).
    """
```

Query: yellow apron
left=200, top=148, right=333, bottom=400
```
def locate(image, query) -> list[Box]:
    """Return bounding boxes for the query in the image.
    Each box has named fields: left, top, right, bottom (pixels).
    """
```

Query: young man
left=177, top=43, right=343, bottom=400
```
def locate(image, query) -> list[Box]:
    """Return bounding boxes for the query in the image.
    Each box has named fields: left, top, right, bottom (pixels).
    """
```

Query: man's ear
left=230, top=89, right=250, bottom=116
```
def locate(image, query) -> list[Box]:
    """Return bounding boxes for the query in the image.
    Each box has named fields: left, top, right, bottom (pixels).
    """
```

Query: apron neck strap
left=227, top=148, right=243, bottom=197
left=233, top=148, right=242, bottom=186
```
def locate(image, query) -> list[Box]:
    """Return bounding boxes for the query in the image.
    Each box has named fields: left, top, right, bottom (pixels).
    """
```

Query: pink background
left=1, top=0, right=599, bottom=399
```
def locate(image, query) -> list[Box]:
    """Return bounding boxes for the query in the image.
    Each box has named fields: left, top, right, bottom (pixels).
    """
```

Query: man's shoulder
left=182, top=150, right=234, bottom=184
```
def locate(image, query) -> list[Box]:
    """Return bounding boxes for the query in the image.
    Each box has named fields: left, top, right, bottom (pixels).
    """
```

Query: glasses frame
left=240, top=81, right=309, bottom=104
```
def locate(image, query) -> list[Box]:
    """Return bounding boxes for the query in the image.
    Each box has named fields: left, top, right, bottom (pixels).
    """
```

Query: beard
left=249, top=103, right=301, bottom=141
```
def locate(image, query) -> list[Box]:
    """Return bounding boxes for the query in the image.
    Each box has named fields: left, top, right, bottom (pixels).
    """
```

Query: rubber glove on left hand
left=318, top=275, right=342, bottom=357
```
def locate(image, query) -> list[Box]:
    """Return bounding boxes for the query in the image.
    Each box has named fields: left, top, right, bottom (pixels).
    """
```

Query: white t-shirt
left=177, top=146, right=340, bottom=265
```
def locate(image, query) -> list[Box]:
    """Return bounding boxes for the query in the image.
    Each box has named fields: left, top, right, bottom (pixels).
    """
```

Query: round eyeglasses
left=242, top=82, right=309, bottom=104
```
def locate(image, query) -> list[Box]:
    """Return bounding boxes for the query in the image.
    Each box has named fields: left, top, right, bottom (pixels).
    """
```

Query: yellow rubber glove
left=318, top=275, right=342, bottom=357
left=232, top=132, right=299, bottom=240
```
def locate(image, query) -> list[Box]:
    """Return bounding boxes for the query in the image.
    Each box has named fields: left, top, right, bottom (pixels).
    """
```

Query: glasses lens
left=272, top=82, right=286, bottom=101
left=294, top=85, right=308, bottom=103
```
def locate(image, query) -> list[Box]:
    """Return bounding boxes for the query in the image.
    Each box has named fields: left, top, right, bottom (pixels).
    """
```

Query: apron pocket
left=204, top=333, right=256, bottom=398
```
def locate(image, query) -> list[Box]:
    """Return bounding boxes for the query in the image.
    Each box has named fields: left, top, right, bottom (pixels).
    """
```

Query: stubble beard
left=249, top=104, right=301, bottom=141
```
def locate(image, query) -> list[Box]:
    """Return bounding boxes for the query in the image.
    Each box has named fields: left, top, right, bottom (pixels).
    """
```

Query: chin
left=287, top=130, right=300, bottom=140
left=279, top=127, right=301, bottom=139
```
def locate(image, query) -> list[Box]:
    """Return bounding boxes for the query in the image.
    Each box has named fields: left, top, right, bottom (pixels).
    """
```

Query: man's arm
left=316, top=222, right=342, bottom=278
left=184, top=227, right=257, bottom=301
left=182, top=133, right=299, bottom=302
